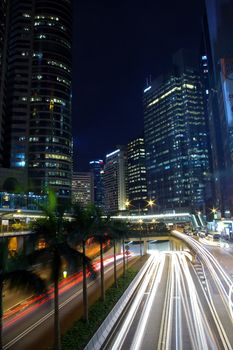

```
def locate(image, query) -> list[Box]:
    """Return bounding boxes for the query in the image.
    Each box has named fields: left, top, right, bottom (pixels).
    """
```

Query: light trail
left=130, top=254, right=165, bottom=350
left=110, top=254, right=160, bottom=350
left=3, top=253, right=127, bottom=325
left=173, top=230, right=233, bottom=321
left=3, top=255, right=129, bottom=350
left=107, top=251, right=233, bottom=350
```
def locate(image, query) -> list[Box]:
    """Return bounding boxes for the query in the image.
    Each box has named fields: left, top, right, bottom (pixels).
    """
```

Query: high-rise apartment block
left=127, top=137, right=147, bottom=209
left=89, top=160, right=104, bottom=209
left=72, top=172, right=94, bottom=207
left=104, top=147, right=127, bottom=214
left=144, top=49, right=210, bottom=211
left=0, top=0, right=72, bottom=200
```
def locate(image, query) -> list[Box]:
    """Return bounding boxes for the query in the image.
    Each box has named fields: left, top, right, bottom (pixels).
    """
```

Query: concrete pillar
left=142, top=238, right=147, bottom=255
left=17, top=236, right=24, bottom=253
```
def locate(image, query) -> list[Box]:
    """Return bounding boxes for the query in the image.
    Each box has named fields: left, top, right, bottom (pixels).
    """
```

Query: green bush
left=62, top=269, right=138, bottom=350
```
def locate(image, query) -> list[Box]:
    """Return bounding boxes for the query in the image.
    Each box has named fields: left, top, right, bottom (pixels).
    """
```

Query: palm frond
left=1, top=269, right=46, bottom=295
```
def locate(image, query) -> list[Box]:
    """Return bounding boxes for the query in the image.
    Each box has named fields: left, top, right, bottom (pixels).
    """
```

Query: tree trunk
left=54, top=277, right=61, bottom=350
left=140, top=231, right=142, bottom=257
left=122, top=238, right=126, bottom=278
left=113, top=239, right=118, bottom=288
left=82, top=240, right=88, bottom=323
left=0, top=281, right=3, bottom=350
left=54, top=251, right=61, bottom=350
left=100, top=241, right=105, bottom=301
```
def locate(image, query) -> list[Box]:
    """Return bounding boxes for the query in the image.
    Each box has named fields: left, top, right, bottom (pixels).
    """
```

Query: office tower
left=104, top=147, right=127, bottom=214
left=203, top=0, right=233, bottom=214
left=0, top=0, right=72, bottom=199
left=0, top=0, right=7, bottom=165
left=89, top=160, right=104, bottom=209
left=127, top=137, right=147, bottom=210
left=205, top=0, right=233, bottom=81
left=143, top=49, right=210, bottom=212
left=72, top=172, right=94, bottom=207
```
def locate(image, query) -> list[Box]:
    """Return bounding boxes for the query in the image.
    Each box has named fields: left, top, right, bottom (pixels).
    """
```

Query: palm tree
left=90, top=206, right=110, bottom=302
left=106, top=219, right=127, bottom=287
left=30, top=191, right=93, bottom=350
left=67, top=203, right=96, bottom=323
left=0, top=240, right=46, bottom=350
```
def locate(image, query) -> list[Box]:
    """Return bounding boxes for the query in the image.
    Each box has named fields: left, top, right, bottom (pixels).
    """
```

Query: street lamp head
left=125, top=200, right=130, bottom=208
left=211, top=207, right=217, bottom=214
left=147, top=199, right=155, bottom=207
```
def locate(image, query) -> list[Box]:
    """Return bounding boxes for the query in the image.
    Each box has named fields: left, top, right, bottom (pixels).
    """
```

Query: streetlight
left=211, top=207, right=217, bottom=214
left=147, top=199, right=155, bottom=214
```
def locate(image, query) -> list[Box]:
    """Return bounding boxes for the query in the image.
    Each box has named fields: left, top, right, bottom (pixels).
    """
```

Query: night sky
left=72, top=0, right=205, bottom=171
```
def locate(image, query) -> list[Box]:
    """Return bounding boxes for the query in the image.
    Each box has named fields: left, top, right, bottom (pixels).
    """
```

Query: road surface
left=2, top=254, right=137, bottom=350
left=104, top=251, right=233, bottom=350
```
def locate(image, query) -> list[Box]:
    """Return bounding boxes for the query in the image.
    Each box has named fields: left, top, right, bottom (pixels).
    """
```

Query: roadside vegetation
left=61, top=268, right=139, bottom=350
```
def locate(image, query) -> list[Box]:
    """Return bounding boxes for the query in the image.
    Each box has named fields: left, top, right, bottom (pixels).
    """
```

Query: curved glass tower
left=4, top=0, right=72, bottom=199
left=29, top=0, right=72, bottom=198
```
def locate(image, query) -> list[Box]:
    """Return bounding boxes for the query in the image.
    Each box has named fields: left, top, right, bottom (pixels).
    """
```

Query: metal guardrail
left=84, top=255, right=154, bottom=350
left=0, top=230, right=32, bottom=237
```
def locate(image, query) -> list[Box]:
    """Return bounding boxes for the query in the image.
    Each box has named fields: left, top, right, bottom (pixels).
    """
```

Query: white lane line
left=130, top=254, right=166, bottom=350
left=110, top=255, right=159, bottom=350
left=3, top=262, right=122, bottom=350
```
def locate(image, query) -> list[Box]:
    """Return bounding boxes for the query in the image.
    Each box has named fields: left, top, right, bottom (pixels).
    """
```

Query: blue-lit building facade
left=203, top=0, right=233, bottom=214
left=144, top=49, right=211, bottom=212
left=0, top=0, right=72, bottom=200
left=89, top=160, right=104, bottom=209
left=0, top=191, right=46, bottom=210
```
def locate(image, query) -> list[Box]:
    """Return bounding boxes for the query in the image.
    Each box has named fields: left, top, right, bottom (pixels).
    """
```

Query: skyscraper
left=127, top=137, right=147, bottom=210
left=0, top=0, right=72, bottom=199
left=89, top=160, right=104, bottom=209
left=204, top=0, right=233, bottom=213
left=0, top=0, right=7, bottom=165
left=144, top=49, right=210, bottom=212
left=72, top=171, right=94, bottom=207
left=104, top=147, right=127, bottom=214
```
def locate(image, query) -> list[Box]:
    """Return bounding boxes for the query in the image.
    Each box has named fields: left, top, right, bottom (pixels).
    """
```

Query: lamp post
left=138, top=219, right=143, bottom=257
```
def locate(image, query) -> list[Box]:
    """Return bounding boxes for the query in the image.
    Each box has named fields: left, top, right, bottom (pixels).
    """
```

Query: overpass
left=0, top=209, right=205, bottom=238
left=111, top=212, right=205, bottom=228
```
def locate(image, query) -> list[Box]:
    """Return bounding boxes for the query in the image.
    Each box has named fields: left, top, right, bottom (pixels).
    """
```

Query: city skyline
left=73, top=0, right=205, bottom=170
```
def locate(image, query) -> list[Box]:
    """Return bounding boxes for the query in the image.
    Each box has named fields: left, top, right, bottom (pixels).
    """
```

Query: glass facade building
left=72, top=172, right=94, bottom=207
left=0, top=0, right=7, bottom=165
left=144, top=49, right=210, bottom=211
left=0, top=0, right=72, bottom=199
left=89, top=160, right=104, bottom=209
left=204, top=0, right=233, bottom=213
left=104, top=147, right=127, bottom=214
left=127, top=137, right=147, bottom=210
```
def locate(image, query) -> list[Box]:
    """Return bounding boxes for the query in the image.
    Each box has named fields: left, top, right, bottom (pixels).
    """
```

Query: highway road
left=104, top=250, right=233, bottom=350
left=2, top=253, right=135, bottom=350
